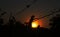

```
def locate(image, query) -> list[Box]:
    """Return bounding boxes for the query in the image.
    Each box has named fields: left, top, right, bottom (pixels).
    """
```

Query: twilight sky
left=0, top=0, right=60, bottom=28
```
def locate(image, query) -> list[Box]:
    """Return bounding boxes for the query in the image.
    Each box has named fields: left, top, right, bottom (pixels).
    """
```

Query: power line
left=16, top=0, right=38, bottom=16
left=35, top=9, right=60, bottom=20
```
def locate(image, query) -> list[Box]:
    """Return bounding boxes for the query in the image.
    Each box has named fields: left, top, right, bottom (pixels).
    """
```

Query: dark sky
left=0, top=0, right=60, bottom=28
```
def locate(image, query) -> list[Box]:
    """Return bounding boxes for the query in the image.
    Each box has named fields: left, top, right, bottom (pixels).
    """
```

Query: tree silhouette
left=0, top=18, right=3, bottom=25
left=0, top=18, right=3, bottom=31
left=49, top=14, right=60, bottom=32
left=29, top=15, right=35, bottom=26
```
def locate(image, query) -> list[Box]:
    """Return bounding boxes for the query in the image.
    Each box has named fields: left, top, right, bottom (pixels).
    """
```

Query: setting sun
left=31, top=20, right=39, bottom=28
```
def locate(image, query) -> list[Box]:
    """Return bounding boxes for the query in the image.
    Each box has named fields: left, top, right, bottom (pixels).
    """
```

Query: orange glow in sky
left=25, top=16, right=49, bottom=28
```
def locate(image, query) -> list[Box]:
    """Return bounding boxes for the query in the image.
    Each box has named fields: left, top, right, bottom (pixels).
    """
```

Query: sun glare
left=31, top=20, right=39, bottom=28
